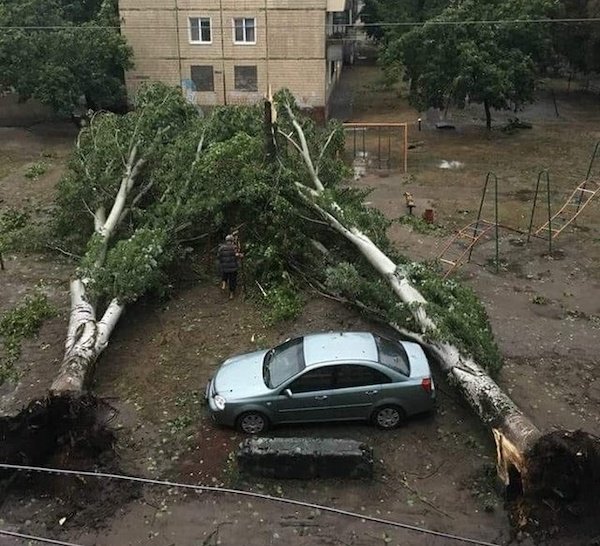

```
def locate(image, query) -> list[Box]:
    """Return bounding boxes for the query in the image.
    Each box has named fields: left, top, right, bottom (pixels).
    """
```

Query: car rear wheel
left=372, top=405, right=405, bottom=430
left=236, top=411, right=269, bottom=434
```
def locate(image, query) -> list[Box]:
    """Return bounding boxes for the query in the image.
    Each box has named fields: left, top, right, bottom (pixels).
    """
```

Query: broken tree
left=50, top=84, right=290, bottom=394
left=51, top=85, right=202, bottom=393
left=271, top=94, right=595, bottom=498
left=45, top=84, right=598, bottom=518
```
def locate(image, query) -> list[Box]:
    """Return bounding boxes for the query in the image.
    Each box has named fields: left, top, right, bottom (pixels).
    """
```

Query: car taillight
left=421, top=377, right=432, bottom=394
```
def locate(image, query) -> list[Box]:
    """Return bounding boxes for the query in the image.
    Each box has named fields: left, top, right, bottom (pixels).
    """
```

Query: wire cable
left=2, top=17, right=600, bottom=30
left=0, top=529, right=84, bottom=546
left=0, top=462, right=501, bottom=546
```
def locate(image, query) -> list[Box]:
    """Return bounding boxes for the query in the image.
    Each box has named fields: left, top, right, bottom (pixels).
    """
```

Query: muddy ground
left=1, top=65, right=600, bottom=546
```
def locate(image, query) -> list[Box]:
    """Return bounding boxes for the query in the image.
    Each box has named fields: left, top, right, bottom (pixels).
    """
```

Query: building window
left=191, top=65, right=214, bottom=92
left=234, top=66, right=258, bottom=92
left=189, top=17, right=211, bottom=44
left=233, top=17, right=256, bottom=44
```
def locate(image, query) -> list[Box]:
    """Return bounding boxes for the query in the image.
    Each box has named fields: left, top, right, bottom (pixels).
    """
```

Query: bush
left=0, top=207, right=51, bottom=253
left=265, top=286, right=304, bottom=325
left=0, top=291, right=57, bottom=385
left=24, top=161, right=49, bottom=180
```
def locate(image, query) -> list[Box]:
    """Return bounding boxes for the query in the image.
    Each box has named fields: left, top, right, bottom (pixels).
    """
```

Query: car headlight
left=213, top=395, right=226, bottom=411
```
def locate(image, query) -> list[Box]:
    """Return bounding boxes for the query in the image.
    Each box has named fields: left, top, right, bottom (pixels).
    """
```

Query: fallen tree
left=50, top=84, right=307, bottom=393
left=270, top=95, right=598, bottom=508
left=51, top=85, right=202, bottom=393
left=40, top=85, right=599, bottom=531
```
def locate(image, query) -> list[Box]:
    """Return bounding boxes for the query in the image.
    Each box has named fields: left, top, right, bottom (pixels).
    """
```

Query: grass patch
left=397, top=215, right=446, bottom=236
left=265, top=286, right=304, bottom=325
left=531, top=295, right=549, bottom=305
left=0, top=152, right=24, bottom=180
left=0, top=207, right=51, bottom=253
left=24, top=161, right=49, bottom=180
left=0, top=291, right=57, bottom=385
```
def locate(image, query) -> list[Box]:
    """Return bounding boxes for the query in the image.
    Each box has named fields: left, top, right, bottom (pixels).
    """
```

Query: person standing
left=217, top=234, right=240, bottom=300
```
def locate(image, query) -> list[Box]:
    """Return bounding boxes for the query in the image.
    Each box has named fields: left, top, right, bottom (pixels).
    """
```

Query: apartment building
left=119, top=0, right=358, bottom=119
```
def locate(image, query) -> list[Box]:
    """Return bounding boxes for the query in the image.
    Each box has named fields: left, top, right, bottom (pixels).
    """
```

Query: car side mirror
left=283, top=389, right=293, bottom=398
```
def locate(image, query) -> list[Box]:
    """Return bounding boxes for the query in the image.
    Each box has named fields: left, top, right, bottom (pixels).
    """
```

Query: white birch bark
left=280, top=102, right=542, bottom=487
left=50, top=145, right=143, bottom=395
left=52, top=132, right=203, bottom=396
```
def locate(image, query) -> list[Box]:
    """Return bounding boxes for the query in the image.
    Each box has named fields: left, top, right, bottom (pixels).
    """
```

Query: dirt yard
left=1, top=66, right=600, bottom=546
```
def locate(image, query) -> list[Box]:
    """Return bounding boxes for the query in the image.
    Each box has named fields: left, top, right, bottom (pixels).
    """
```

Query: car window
left=334, top=364, right=392, bottom=389
left=374, top=336, right=410, bottom=376
left=288, top=367, right=335, bottom=393
left=265, top=338, right=305, bottom=388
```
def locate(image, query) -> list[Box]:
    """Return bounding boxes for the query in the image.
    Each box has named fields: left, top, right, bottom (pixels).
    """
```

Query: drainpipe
left=219, top=0, right=227, bottom=105
left=264, top=0, right=270, bottom=92
left=175, top=0, right=183, bottom=85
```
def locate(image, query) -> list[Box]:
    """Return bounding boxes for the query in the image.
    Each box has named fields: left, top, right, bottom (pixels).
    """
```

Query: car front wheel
left=372, top=406, right=405, bottom=430
left=236, top=411, right=269, bottom=434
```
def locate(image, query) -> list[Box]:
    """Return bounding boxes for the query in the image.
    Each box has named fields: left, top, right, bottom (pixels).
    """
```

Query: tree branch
left=46, top=244, right=81, bottom=260
left=277, top=128, right=304, bottom=156
left=283, top=103, right=325, bottom=192
left=94, top=206, right=106, bottom=233
left=101, top=144, right=143, bottom=240
left=117, top=179, right=155, bottom=226
left=315, top=129, right=338, bottom=176
left=65, top=279, right=96, bottom=353
left=96, top=298, right=125, bottom=352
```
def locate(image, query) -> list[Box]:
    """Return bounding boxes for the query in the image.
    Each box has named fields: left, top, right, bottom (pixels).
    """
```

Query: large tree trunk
left=308, top=198, right=541, bottom=489
left=50, top=143, right=143, bottom=396
left=275, top=100, right=571, bottom=494
left=50, top=130, right=202, bottom=396
left=484, top=99, right=492, bottom=130
left=50, top=280, right=124, bottom=394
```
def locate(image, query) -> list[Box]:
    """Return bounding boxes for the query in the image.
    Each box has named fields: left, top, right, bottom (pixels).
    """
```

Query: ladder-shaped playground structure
left=437, top=141, right=600, bottom=278
left=438, top=173, right=501, bottom=278
left=533, top=179, right=599, bottom=239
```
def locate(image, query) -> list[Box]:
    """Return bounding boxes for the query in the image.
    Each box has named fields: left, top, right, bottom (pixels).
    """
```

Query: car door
left=324, top=363, right=393, bottom=421
left=270, top=366, right=335, bottom=423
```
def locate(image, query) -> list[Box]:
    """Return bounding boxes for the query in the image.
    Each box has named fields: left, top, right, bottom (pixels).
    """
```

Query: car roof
left=302, top=332, right=378, bottom=367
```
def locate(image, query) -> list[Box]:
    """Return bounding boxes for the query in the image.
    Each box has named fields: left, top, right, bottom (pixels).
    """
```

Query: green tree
left=0, top=0, right=132, bottom=114
left=360, top=0, right=450, bottom=41
left=51, top=82, right=503, bottom=394
left=378, top=0, right=556, bottom=129
left=50, top=84, right=347, bottom=392
left=553, top=0, right=600, bottom=74
left=43, top=82, right=598, bottom=512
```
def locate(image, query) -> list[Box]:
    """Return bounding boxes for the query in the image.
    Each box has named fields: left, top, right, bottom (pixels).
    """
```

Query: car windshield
left=263, top=337, right=305, bottom=388
left=374, top=335, right=410, bottom=376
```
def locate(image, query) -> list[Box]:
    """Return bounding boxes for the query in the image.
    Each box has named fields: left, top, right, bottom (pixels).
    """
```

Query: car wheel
left=372, top=406, right=405, bottom=430
left=236, top=411, right=269, bottom=434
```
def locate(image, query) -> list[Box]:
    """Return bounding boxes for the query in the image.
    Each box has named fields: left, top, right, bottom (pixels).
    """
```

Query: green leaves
left=0, top=291, right=57, bottom=385
left=99, top=228, right=170, bottom=303
left=0, top=0, right=132, bottom=114
left=407, top=263, right=503, bottom=374
left=54, top=83, right=502, bottom=373
left=377, top=0, right=555, bottom=127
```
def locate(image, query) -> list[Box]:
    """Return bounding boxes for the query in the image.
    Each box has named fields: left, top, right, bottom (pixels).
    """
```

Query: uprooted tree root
left=510, top=430, right=600, bottom=543
left=2, top=396, right=600, bottom=542
left=0, top=395, right=140, bottom=529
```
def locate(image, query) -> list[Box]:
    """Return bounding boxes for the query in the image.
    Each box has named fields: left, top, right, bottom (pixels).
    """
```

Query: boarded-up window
left=234, top=66, right=258, bottom=92
left=191, top=65, right=214, bottom=92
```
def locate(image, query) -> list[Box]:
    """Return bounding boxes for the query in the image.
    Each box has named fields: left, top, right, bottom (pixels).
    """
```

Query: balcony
left=326, top=0, right=348, bottom=12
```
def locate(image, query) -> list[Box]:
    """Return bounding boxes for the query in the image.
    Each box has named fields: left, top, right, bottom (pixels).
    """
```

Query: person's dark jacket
left=217, top=242, right=239, bottom=273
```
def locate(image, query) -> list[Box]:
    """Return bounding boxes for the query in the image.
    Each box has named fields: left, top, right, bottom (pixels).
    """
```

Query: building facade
left=119, top=0, right=357, bottom=119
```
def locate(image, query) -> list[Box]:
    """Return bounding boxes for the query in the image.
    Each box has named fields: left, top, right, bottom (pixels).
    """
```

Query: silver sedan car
left=206, top=332, right=435, bottom=434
